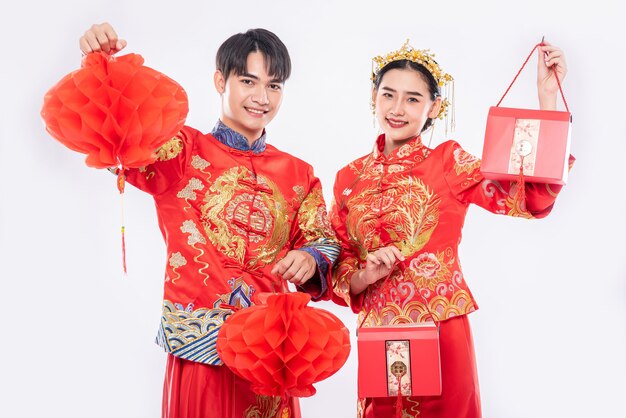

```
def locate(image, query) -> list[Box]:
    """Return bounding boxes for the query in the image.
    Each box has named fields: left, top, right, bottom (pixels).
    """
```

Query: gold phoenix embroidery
left=345, top=175, right=441, bottom=259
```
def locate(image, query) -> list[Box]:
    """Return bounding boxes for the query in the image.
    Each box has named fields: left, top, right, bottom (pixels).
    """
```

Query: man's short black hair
left=216, top=28, right=291, bottom=82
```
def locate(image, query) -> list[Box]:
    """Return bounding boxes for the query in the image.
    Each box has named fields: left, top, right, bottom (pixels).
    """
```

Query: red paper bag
left=357, top=323, right=441, bottom=398
left=482, top=106, right=571, bottom=184
left=481, top=43, right=572, bottom=185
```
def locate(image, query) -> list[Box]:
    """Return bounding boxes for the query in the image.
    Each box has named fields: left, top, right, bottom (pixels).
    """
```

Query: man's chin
left=243, top=118, right=271, bottom=132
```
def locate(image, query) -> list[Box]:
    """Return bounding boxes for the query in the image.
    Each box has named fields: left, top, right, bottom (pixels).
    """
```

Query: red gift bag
left=481, top=43, right=572, bottom=185
left=357, top=323, right=441, bottom=399
left=355, top=266, right=443, bottom=417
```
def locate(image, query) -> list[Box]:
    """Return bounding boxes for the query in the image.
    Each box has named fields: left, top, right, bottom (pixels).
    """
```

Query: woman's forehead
left=379, top=68, right=430, bottom=91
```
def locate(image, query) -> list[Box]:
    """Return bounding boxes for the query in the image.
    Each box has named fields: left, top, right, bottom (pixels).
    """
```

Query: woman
left=330, top=40, right=572, bottom=417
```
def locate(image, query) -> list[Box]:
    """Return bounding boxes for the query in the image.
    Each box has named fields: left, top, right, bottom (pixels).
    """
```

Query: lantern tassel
left=118, top=167, right=127, bottom=275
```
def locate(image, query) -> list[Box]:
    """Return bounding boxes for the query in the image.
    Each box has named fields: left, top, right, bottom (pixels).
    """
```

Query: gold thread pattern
left=244, top=395, right=283, bottom=418
left=177, top=178, right=204, bottom=212
left=180, top=220, right=211, bottom=285
left=407, top=251, right=451, bottom=290
left=345, top=175, right=441, bottom=259
left=156, top=136, right=184, bottom=161
left=168, top=252, right=187, bottom=284
left=297, top=184, right=336, bottom=242
left=200, top=167, right=290, bottom=267
left=191, top=155, right=210, bottom=171
left=360, top=289, right=476, bottom=327
left=453, top=147, right=481, bottom=175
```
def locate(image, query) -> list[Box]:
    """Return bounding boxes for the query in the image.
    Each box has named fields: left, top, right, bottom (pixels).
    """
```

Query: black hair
left=373, top=59, right=440, bottom=132
left=216, top=28, right=291, bottom=82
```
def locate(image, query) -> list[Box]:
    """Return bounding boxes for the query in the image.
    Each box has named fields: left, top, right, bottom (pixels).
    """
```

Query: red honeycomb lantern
left=217, top=292, right=351, bottom=398
left=41, top=52, right=189, bottom=272
left=41, top=51, right=189, bottom=190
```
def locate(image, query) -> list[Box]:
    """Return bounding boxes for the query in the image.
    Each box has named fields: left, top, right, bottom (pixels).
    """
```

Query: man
left=80, top=22, right=340, bottom=418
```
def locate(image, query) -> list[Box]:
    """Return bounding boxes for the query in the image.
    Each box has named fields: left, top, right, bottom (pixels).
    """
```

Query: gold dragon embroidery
left=200, top=167, right=290, bottom=267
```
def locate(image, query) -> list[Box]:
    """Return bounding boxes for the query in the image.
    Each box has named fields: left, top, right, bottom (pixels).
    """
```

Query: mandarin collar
left=210, top=120, right=267, bottom=154
left=372, top=134, right=428, bottom=161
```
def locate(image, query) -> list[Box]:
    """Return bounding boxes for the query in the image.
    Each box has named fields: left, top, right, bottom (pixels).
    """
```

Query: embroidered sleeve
left=442, top=140, right=574, bottom=219
left=329, top=171, right=366, bottom=313
left=124, top=128, right=194, bottom=195
left=291, top=175, right=340, bottom=301
left=155, top=136, right=185, bottom=161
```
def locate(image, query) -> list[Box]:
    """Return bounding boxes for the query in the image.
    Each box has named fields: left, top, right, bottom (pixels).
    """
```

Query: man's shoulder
left=263, top=143, right=314, bottom=170
left=180, top=125, right=203, bottom=140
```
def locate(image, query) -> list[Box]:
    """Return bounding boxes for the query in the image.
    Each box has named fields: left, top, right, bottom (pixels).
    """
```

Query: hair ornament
left=372, top=39, right=455, bottom=133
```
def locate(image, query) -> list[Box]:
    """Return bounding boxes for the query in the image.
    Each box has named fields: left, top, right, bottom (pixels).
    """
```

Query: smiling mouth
left=245, top=107, right=268, bottom=115
left=386, top=118, right=408, bottom=128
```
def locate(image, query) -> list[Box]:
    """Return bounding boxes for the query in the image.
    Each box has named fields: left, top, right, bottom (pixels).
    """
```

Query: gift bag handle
left=496, top=41, right=570, bottom=114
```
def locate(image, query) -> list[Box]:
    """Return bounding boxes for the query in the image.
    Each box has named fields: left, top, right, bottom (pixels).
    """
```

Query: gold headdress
left=372, top=39, right=455, bottom=133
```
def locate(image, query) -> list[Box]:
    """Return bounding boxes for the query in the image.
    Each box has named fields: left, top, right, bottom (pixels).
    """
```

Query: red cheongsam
left=331, top=134, right=573, bottom=418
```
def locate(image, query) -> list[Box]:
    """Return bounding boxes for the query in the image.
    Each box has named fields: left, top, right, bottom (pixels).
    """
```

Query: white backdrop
left=1, top=0, right=625, bottom=417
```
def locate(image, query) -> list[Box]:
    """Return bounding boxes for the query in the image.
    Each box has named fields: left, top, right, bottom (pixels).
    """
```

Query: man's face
left=215, top=51, right=284, bottom=143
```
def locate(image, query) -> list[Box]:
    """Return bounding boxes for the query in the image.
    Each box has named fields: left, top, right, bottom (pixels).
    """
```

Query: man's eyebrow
left=239, top=72, right=260, bottom=80
left=240, top=73, right=284, bottom=84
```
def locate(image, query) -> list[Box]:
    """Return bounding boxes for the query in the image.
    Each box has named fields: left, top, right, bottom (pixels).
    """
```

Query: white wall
left=1, top=0, right=624, bottom=417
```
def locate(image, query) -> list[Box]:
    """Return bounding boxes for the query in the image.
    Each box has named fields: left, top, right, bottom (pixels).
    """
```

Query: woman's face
left=373, top=68, right=441, bottom=144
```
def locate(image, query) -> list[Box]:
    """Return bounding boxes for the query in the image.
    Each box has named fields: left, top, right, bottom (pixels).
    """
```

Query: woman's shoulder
left=431, top=139, right=463, bottom=153
left=430, top=139, right=480, bottom=161
left=336, top=152, right=373, bottom=180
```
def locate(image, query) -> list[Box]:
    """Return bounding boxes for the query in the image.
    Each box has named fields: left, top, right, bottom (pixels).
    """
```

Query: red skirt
left=361, top=315, right=481, bottom=418
left=162, top=354, right=301, bottom=418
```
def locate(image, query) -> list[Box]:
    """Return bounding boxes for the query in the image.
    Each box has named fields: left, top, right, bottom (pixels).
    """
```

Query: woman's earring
left=370, top=101, right=376, bottom=128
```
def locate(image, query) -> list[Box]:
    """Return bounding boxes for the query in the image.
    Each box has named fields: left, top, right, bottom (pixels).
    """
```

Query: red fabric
left=121, top=126, right=337, bottom=366
left=361, top=315, right=481, bottom=418
left=125, top=127, right=335, bottom=309
left=357, top=322, right=441, bottom=398
left=216, top=292, right=351, bottom=398
left=331, top=135, right=574, bottom=321
left=163, top=354, right=301, bottom=418
left=41, top=52, right=188, bottom=170
left=481, top=106, right=572, bottom=185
